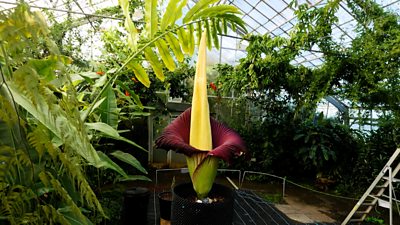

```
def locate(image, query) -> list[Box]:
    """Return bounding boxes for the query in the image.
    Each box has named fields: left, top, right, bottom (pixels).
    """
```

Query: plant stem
left=83, top=21, right=201, bottom=122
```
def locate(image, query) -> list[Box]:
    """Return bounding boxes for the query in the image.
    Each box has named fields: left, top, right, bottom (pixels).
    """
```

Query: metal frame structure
left=1, top=0, right=399, bottom=65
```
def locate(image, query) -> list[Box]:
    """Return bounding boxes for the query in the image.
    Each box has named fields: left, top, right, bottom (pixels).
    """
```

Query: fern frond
left=187, top=24, right=195, bottom=55
left=160, top=0, right=180, bottom=31
left=191, top=5, right=240, bottom=21
left=127, top=61, right=151, bottom=88
left=165, top=33, right=185, bottom=62
left=145, top=0, right=158, bottom=38
left=177, top=27, right=190, bottom=54
left=211, top=18, right=220, bottom=50
left=155, top=39, right=176, bottom=71
left=144, top=47, right=165, bottom=81
left=183, top=0, right=219, bottom=23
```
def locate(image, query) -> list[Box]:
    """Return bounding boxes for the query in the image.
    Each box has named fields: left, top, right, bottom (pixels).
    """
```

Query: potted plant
left=157, top=177, right=175, bottom=224
left=155, top=33, right=247, bottom=225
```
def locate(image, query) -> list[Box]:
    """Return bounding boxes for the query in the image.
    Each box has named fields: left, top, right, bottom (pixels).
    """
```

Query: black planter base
left=158, top=191, right=172, bottom=221
left=171, top=183, right=234, bottom=225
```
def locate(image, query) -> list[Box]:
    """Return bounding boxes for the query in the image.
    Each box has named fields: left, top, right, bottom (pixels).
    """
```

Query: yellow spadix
left=187, top=32, right=218, bottom=199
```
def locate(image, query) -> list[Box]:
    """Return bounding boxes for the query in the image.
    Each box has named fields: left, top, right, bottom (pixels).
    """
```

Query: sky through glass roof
left=0, top=0, right=399, bottom=66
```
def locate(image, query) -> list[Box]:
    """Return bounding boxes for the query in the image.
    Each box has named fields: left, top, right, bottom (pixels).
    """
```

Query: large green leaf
left=7, top=82, right=141, bottom=178
left=28, top=55, right=71, bottom=82
left=115, top=80, right=143, bottom=108
left=183, top=0, right=219, bottom=23
left=217, top=14, right=247, bottom=33
left=118, top=175, right=151, bottom=182
left=80, top=97, right=106, bottom=121
left=205, top=19, right=212, bottom=50
left=170, top=0, right=188, bottom=28
left=144, top=47, right=165, bottom=81
left=211, top=19, right=220, bottom=50
left=160, top=0, right=180, bottom=31
left=145, top=0, right=158, bottom=38
left=165, top=33, right=184, bottom=62
left=177, top=27, right=190, bottom=54
left=155, top=39, right=176, bottom=71
left=188, top=24, right=195, bottom=55
left=97, top=151, right=128, bottom=178
left=61, top=210, right=94, bottom=225
left=99, top=85, right=119, bottom=129
left=111, top=150, right=147, bottom=174
left=0, top=86, right=23, bottom=149
left=118, top=0, right=138, bottom=50
left=191, top=5, right=240, bottom=21
left=85, top=122, right=147, bottom=152
left=127, top=61, right=151, bottom=88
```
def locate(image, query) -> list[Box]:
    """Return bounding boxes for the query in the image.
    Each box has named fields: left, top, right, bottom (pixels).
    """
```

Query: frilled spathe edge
left=154, top=108, right=246, bottom=164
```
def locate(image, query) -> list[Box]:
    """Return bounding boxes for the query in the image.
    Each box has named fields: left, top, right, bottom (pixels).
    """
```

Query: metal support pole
left=389, top=167, right=393, bottom=225
left=283, top=177, right=286, bottom=198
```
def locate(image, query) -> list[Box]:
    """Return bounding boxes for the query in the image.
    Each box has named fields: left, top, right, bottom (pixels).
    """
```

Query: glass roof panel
left=1, top=0, right=399, bottom=67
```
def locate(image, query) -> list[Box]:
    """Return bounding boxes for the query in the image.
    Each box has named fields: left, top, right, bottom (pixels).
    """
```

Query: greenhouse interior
left=1, top=0, right=400, bottom=224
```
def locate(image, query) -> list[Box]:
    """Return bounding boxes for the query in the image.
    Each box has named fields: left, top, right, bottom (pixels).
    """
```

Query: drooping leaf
left=160, top=0, right=180, bottom=31
left=127, top=61, right=151, bottom=88
left=5, top=83, right=125, bottom=171
left=60, top=208, right=94, bottom=225
left=177, top=27, right=190, bottom=54
left=115, top=80, right=143, bottom=109
left=205, top=20, right=212, bottom=50
left=80, top=97, right=106, bottom=121
left=118, top=175, right=152, bottom=182
left=170, top=0, right=188, bottom=27
left=165, top=33, right=184, bottom=62
left=144, top=47, right=165, bottom=81
left=222, top=18, right=228, bottom=34
left=196, top=21, right=202, bottom=45
left=119, top=0, right=138, bottom=50
left=85, top=122, right=147, bottom=152
left=28, top=55, right=71, bottom=82
left=217, top=14, right=248, bottom=33
left=111, top=150, right=148, bottom=174
left=145, top=0, right=158, bottom=38
left=211, top=19, right=220, bottom=50
left=183, top=0, right=219, bottom=23
left=188, top=24, right=195, bottom=55
left=99, top=85, right=119, bottom=129
left=191, top=5, right=240, bottom=21
left=97, top=151, right=128, bottom=178
left=215, top=18, right=222, bottom=35
left=155, top=39, right=176, bottom=71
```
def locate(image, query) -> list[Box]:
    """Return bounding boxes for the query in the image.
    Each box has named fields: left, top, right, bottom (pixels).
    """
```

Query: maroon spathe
left=155, top=108, right=247, bottom=164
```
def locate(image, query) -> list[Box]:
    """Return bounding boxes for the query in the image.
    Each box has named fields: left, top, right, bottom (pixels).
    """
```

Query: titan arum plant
left=156, top=33, right=246, bottom=200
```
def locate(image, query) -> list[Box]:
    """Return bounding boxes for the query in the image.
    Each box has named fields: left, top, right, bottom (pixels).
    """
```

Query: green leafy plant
left=0, top=4, right=147, bottom=224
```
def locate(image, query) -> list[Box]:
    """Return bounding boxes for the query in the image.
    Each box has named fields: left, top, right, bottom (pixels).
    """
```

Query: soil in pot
left=171, top=183, right=234, bottom=225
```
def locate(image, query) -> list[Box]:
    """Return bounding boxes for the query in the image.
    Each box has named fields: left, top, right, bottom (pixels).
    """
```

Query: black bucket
left=171, top=183, right=234, bottom=225
left=158, top=191, right=172, bottom=220
left=121, top=187, right=150, bottom=225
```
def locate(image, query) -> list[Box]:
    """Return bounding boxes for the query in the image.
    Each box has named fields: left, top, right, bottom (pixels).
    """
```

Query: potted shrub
left=155, top=33, right=247, bottom=225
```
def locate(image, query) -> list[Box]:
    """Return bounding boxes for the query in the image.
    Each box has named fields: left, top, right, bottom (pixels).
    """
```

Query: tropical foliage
left=0, top=0, right=246, bottom=223
left=215, top=0, right=400, bottom=193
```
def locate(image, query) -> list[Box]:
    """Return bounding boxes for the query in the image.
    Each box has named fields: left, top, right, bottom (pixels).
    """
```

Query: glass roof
left=1, top=0, right=399, bottom=66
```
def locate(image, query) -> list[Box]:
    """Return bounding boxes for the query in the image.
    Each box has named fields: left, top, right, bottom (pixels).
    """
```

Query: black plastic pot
left=171, top=183, right=234, bottom=225
left=158, top=191, right=172, bottom=220
left=121, top=187, right=150, bottom=225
